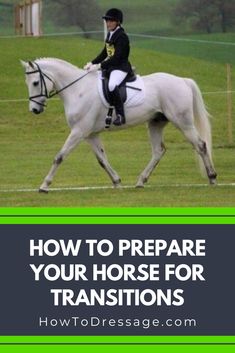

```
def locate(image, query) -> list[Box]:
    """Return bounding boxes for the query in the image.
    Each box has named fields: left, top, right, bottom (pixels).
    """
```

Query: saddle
left=97, top=70, right=145, bottom=128
left=101, top=69, right=138, bottom=105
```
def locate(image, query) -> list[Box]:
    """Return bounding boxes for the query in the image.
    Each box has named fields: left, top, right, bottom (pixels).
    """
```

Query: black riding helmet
left=102, top=8, right=123, bottom=24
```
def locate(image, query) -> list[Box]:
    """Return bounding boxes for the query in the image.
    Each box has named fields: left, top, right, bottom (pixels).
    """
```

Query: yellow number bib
left=106, top=43, right=115, bottom=58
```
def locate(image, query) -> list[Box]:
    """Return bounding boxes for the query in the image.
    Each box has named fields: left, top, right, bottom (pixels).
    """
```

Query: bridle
left=26, top=62, right=55, bottom=107
left=26, top=62, right=90, bottom=107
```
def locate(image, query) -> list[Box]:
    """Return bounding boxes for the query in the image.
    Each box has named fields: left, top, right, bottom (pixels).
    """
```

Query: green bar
left=0, top=336, right=234, bottom=353
left=0, top=335, right=235, bottom=343
left=0, top=207, right=235, bottom=224
left=1, top=207, right=235, bottom=216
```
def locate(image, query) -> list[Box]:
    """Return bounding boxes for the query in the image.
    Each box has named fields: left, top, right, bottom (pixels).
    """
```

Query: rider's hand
left=88, top=64, right=101, bottom=72
left=83, top=62, right=92, bottom=70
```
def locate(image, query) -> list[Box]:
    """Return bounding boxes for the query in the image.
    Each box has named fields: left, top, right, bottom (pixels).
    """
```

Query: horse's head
left=21, top=60, right=55, bottom=115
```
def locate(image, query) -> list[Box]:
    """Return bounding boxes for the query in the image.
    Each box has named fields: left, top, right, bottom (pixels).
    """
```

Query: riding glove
left=83, top=62, right=92, bottom=70
left=88, top=64, right=101, bottom=72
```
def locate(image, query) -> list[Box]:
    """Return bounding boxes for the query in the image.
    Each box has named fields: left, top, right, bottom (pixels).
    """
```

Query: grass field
left=131, top=33, right=235, bottom=66
left=0, top=34, right=235, bottom=207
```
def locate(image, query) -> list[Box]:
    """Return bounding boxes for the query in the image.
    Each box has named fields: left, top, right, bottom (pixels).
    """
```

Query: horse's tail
left=184, top=78, right=214, bottom=174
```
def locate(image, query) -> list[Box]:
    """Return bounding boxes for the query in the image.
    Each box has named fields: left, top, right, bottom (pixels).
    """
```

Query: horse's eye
left=33, top=81, right=39, bottom=87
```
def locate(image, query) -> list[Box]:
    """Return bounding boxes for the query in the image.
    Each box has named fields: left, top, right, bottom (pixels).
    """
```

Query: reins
left=48, top=71, right=90, bottom=98
left=26, top=62, right=90, bottom=106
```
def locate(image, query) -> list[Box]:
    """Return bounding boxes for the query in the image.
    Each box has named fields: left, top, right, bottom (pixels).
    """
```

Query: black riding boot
left=110, top=86, right=126, bottom=126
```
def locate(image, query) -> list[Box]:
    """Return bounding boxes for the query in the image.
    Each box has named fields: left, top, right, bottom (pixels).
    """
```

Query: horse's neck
left=39, top=59, right=83, bottom=91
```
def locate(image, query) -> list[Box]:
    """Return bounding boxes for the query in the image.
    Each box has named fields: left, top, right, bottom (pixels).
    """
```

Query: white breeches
left=108, top=70, right=128, bottom=92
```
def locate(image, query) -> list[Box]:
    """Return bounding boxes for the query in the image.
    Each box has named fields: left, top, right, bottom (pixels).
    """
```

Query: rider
left=84, top=8, right=133, bottom=126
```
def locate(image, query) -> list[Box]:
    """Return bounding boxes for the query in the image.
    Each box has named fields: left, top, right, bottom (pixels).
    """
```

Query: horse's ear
left=28, top=61, right=35, bottom=69
left=20, top=60, right=28, bottom=69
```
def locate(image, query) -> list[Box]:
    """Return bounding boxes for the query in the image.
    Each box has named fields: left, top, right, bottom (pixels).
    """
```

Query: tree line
left=173, top=0, right=235, bottom=33
left=46, top=0, right=234, bottom=35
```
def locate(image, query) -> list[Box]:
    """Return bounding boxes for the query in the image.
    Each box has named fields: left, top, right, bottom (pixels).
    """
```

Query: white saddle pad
left=97, top=72, right=145, bottom=108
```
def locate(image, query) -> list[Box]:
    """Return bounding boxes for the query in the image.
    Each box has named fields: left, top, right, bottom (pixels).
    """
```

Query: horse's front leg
left=39, top=127, right=83, bottom=193
left=86, top=134, right=121, bottom=187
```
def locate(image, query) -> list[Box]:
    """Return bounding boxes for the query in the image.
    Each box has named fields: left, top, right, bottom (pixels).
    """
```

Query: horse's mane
left=35, top=57, right=81, bottom=72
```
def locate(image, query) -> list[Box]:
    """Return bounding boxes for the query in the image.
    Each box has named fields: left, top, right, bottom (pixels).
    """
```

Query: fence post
left=226, top=63, right=233, bottom=144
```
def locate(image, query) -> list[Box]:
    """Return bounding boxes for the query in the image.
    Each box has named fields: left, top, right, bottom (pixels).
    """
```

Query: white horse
left=21, top=58, right=217, bottom=192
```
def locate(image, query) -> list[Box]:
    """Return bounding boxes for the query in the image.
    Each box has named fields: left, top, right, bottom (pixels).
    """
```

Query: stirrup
left=113, top=114, right=126, bottom=126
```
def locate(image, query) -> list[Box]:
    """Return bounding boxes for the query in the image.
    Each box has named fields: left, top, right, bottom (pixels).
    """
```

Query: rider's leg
left=108, top=70, right=127, bottom=126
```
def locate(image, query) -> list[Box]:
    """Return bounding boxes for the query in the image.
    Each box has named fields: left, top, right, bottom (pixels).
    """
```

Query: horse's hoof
left=209, top=178, right=217, bottom=185
left=135, top=184, right=144, bottom=188
left=39, top=188, right=49, bottom=193
left=113, top=179, right=122, bottom=188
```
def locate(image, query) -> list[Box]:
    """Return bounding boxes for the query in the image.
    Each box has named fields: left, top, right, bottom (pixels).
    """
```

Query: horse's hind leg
left=136, top=120, right=167, bottom=188
left=86, top=134, right=121, bottom=187
left=182, top=126, right=217, bottom=184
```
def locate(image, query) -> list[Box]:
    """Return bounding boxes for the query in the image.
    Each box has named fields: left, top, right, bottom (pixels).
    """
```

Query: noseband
left=26, top=62, right=90, bottom=107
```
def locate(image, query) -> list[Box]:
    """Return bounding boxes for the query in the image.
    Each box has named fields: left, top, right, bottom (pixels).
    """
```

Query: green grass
left=0, top=35, right=235, bottom=207
left=131, top=33, right=235, bottom=65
